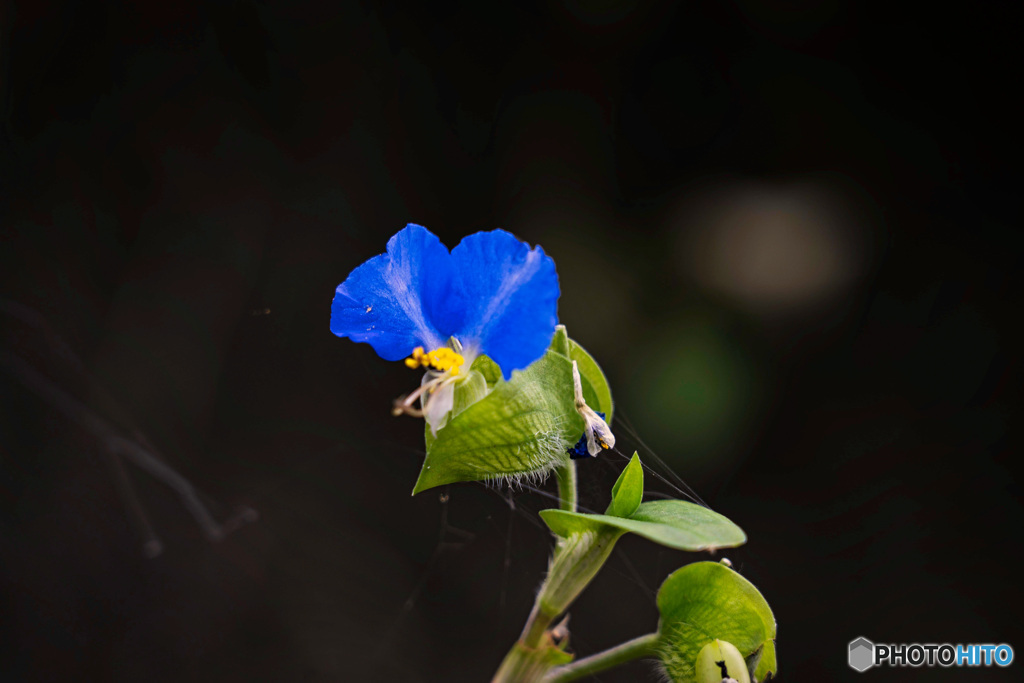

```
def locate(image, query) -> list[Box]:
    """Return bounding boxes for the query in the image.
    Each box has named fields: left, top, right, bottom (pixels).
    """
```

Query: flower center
left=393, top=344, right=467, bottom=421
left=404, top=346, right=465, bottom=376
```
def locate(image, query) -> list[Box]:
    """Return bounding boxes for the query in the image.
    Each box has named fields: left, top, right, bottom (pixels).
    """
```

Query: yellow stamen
left=404, top=345, right=464, bottom=375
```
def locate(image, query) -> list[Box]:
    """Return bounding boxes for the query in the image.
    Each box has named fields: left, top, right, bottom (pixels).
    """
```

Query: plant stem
left=520, top=602, right=556, bottom=646
left=555, top=460, right=578, bottom=512
left=543, top=633, right=661, bottom=682
left=493, top=461, right=581, bottom=681
left=513, top=462, right=579, bottom=647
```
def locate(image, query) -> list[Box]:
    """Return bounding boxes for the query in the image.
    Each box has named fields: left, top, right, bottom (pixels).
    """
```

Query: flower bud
left=695, top=639, right=750, bottom=683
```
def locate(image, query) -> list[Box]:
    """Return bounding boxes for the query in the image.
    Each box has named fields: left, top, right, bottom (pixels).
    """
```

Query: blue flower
left=567, top=414, right=605, bottom=460
left=331, top=223, right=560, bottom=381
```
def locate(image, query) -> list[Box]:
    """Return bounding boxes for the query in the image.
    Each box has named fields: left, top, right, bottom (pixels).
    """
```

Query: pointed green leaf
left=540, top=499, right=746, bottom=552
left=550, top=324, right=572, bottom=357
left=606, top=452, right=643, bottom=518
left=656, top=562, right=776, bottom=683
left=413, top=349, right=583, bottom=494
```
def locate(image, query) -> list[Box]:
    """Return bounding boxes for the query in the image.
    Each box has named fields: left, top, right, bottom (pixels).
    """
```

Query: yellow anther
left=404, top=345, right=465, bottom=375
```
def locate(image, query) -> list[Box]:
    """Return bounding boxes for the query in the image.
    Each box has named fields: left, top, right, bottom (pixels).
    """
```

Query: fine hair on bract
left=481, top=428, right=571, bottom=491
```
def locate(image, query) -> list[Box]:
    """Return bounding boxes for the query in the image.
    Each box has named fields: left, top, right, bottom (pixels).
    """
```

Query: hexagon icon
left=849, top=637, right=875, bottom=672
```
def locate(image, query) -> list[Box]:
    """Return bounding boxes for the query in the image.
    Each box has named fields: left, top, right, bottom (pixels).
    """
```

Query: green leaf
left=413, top=349, right=583, bottom=494
left=606, top=452, right=643, bottom=518
left=550, top=324, right=572, bottom=357
left=655, top=562, right=776, bottom=683
left=540, top=500, right=746, bottom=552
left=535, top=497, right=746, bottom=646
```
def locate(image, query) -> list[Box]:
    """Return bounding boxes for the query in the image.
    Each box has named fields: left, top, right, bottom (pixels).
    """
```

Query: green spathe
left=656, top=562, right=777, bottom=683
left=413, top=328, right=612, bottom=493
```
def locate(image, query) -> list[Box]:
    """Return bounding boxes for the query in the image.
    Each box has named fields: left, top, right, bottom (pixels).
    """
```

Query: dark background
left=1, top=1, right=1021, bottom=681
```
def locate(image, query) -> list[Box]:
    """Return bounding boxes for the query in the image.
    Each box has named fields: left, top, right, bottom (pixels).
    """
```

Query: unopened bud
left=695, top=639, right=750, bottom=683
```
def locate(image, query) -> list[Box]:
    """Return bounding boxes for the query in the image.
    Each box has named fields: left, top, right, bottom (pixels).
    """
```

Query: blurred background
left=1, top=1, right=1020, bottom=681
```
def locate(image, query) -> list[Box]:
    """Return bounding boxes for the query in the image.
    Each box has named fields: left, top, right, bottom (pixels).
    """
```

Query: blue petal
left=330, top=224, right=454, bottom=360
left=449, top=230, right=559, bottom=379
left=567, top=437, right=591, bottom=460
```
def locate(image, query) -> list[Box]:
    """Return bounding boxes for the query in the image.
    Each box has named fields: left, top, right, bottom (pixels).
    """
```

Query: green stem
left=520, top=460, right=580, bottom=647
left=555, top=460, right=578, bottom=512
left=520, top=600, right=558, bottom=648
left=492, top=639, right=564, bottom=682
left=493, top=461, right=581, bottom=682
left=543, top=633, right=661, bottom=682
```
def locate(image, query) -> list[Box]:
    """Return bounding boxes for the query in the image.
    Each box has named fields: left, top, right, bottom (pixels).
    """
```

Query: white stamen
left=393, top=367, right=462, bottom=434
